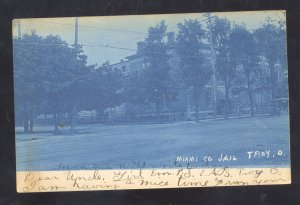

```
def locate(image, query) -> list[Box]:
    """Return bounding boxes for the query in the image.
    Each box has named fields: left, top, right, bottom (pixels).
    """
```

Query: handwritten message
left=17, top=167, right=290, bottom=192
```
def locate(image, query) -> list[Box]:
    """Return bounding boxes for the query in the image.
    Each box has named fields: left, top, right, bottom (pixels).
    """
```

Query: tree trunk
left=90, top=110, right=93, bottom=123
left=270, top=64, right=276, bottom=100
left=110, top=108, right=115, bottom=124
left=54, top=113, right=58, bottom=134
left=195, top=97, right=199, bottom=122
left=156, top=102, right=161, bottom=121
left=247, top=76, right=254, bottom=117
left=96, top=107, right=104, bottom=122
left=70, top=106, right=76, bottom=133
left=29, top=105, right=34, bottom=133
left=23, top=102, right=29, bottom=133
left=194, top=86, right=201, bottom=122
left=224, top=78, right=230, bottom=120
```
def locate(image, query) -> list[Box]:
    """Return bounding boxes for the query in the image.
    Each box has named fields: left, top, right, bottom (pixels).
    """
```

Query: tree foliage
left=230, top=25, right=260, bottom=116
left=14, top=33, right=91, bottom=132
left=176, top=19, right=212, bottom=121
left=14, top=16, right=288, bottom=131
left=254, top=18, right=287, bottom=99
left=211, top=17, right=236, bottom=118
left=143, top=21, right=177, bottom=116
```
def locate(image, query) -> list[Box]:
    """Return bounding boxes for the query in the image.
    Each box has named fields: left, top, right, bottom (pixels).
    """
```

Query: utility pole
left=207, top=13, right=217, bottom=120
left=71, top=17, right=79, bottom=133
left=75, top=17, right=78, bottom=46
left=18, top=20, right=21, bottom=39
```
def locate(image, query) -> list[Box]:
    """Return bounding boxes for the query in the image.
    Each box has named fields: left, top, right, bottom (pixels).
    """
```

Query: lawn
left=16, top=115, right=290, bottom=171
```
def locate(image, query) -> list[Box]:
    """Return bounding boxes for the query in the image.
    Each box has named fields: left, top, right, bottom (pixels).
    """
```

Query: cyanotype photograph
left=13, top=11, right=290, bottom=191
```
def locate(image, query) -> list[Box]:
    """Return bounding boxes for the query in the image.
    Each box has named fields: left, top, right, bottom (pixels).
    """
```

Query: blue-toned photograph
left=13, top=11, right=290, bottom=171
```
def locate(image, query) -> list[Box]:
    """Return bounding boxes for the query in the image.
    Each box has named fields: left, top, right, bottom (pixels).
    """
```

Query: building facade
left=106, top=32, right=287, bottom=121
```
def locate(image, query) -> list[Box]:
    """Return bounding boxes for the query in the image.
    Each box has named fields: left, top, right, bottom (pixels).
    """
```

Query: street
left=16, top=116, right=290, bottom=171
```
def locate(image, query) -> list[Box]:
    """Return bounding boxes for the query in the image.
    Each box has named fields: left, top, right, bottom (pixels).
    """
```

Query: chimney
left=167, top=32, right=175, bottom=45
left=137, top=41, right=145, bottom=54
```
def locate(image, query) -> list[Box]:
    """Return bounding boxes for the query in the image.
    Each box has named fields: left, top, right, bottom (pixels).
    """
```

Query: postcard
left=13, top=10, right=290, bottom=192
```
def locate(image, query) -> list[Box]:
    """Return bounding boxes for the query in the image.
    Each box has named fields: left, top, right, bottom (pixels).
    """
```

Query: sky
left=13, top=10, right=286, bottom=66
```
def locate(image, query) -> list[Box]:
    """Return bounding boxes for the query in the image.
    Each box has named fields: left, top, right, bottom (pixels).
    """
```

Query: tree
left=123, top=71, right=148, bottom=119
left=85, top=62, right=124, bottom=123
left=41, top=35, right=90, bottom=133
left=143, top=21, right=177, bottom=119
left=255, top=18, right=287, bottom=100
left=14, top=32, right=47, bottom=133
left=176, top=19, right=212, bottom=121
left=230, top=25, right=260, bottom=116
left=65, top=44, right=90, bottom=132
left=14, top=33, right=91, bottom=133
left=211, top=17, right=236, bottom=119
